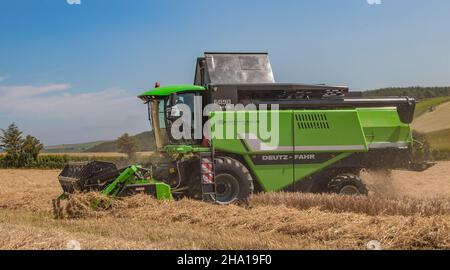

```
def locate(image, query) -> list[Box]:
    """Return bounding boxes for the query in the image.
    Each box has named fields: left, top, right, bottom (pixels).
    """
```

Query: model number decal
left=213, top=99, right=232, bottom=105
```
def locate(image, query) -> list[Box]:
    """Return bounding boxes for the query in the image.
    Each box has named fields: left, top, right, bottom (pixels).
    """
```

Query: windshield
left=174, top=93, right=195, bottom=113
left=165, top=92, right=201, bottom=145
left=146, top=92, right=201, bottom=148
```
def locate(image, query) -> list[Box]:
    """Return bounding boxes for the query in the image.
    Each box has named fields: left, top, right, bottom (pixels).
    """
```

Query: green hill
left=363, top=86, right=450, bottom=100
left=44, top=141, right=107, bottom=153
left=84, top=131, right=156, bottom=152
left=44, top=131, right=158, bottom=153
left=414, top=97, right=450, bottom=117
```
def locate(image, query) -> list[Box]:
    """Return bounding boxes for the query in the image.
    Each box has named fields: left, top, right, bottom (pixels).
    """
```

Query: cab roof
left=138, top=84, right=205, bottom=100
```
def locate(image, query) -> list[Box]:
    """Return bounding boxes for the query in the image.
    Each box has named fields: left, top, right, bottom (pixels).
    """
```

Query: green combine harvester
left=56, top=52, right=433, bottom=205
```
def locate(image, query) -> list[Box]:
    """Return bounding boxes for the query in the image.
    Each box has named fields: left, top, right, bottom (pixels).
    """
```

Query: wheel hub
left=339, top=185, right=360, bottom=195
left=214, top=173, right=239, bottom=204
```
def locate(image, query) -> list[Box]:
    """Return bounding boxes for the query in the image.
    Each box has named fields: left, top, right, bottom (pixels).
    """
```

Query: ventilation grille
left=295, top=113, right=330, bottom=129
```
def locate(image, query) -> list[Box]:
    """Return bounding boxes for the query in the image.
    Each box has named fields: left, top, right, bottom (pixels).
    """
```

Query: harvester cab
left=55, top=52, right=435, bottom=207
left=139, top=84, right=206, bottom=150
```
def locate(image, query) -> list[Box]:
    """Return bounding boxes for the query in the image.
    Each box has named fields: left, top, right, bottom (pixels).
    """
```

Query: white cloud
left=367, top=0, right=382, bottom=5
left=67, top=0, right=81, bottom=5
left=0, top=75, right=8, bottom=82
left=0, top=83, right=149, bottom=145
left=0, top=83, right=70, bottom=98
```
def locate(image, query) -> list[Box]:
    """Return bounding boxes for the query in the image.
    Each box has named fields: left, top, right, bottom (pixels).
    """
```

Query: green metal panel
left=101, top=166, right=139, bottom=196
left=293, top=110, right=367, bottom=152
left=243, top=155, right=293, bottom=191
left=357, top=108, right=412, bottom=147
left=100, top=165, right=173, bottom=200
left=292, top=111, right=363, bottom=189
left=210, top=108, right=413, bottom=192
left=153, top=182, right=173, bottom=200
left=212, top=110, right=294, bottom=191
left=292, top=110, right=366, bottom=185
left=147, top=179, right=173, bottom=200
left=138, top=85, right=205, bottom=99
left=211, top=110, right=294, bottom=154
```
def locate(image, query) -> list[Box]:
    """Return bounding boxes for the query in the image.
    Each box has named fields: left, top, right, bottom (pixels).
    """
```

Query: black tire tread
left=327, top=173, right=368, bottom=195
left=214, top=156, right=254, bottom=204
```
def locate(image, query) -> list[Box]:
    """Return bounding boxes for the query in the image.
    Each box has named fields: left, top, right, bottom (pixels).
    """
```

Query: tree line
left=0, top=123, right=139, bottom=168
left=363, top=86, right=450, bottom=100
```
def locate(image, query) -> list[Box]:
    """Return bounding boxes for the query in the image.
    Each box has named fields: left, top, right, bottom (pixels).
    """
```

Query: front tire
left=328, top=173, right=368, bottom=195
left=214, top=157, right=254, bottom=204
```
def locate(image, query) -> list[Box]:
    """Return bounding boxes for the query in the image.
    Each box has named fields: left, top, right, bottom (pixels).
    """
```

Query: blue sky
left=1, top=0, right=450, bottom=145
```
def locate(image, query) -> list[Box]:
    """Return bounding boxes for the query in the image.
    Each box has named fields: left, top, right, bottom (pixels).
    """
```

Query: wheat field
left=0, top=162, right=449, bottom=250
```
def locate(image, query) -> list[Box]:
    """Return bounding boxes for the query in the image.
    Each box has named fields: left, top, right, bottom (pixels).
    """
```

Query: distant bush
left=23, top=155, right=69, bottom=169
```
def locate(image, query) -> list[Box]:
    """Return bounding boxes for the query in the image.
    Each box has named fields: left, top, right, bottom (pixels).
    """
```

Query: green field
left=414, top=97, right=450, bottom=117
left=426, top=128, right=450, bottom=152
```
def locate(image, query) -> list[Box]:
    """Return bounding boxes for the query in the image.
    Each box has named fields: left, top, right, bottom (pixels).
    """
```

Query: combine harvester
left=56, top=52, right=433, bottom=205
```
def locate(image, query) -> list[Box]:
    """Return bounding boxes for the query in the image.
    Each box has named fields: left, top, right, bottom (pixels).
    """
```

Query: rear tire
left=214, top=157, right=254, bottom=204
left=328, top=173, right=368, bottom=195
